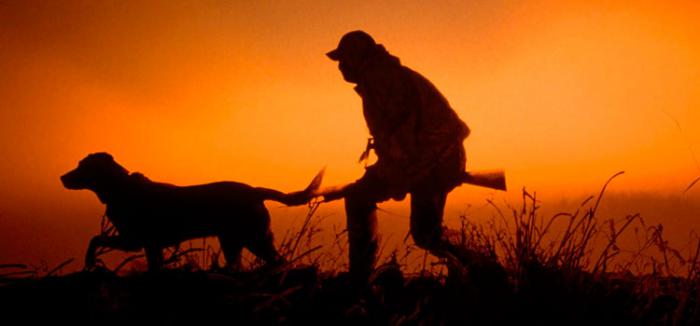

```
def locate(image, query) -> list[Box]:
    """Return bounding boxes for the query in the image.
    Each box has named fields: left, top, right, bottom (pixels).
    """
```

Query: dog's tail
left=255, top=168, right=325, bottom=206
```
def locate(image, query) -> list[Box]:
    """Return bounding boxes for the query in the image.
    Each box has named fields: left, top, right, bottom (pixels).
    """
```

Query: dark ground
left=2, top=185, right=695, bottom=325
left=0, top=260, right=679, bottom=325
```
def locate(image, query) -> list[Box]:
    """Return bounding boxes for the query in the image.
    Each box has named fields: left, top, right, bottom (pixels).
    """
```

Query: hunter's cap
left=326, top=30, right=377, bottom=61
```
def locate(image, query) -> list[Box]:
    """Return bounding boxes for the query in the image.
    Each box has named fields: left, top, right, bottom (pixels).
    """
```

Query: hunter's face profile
left=337, top=60, right=360, bottom=83
left=327, top=30, right=377, bottom=84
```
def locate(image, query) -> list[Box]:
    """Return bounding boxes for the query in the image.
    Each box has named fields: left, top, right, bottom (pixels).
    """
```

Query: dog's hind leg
left=247, top=229, right=285, bottom=268
left=144, top=246, right=164, bottom=271
left=219, top=235, right=243, bottom=271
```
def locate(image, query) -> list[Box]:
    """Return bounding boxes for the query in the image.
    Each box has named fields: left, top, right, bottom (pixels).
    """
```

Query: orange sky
left=1, top=1, right=699, bottom=268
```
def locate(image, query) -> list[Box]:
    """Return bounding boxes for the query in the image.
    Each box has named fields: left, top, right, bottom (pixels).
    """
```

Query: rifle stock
left=462, top=170, right=507, bottom=191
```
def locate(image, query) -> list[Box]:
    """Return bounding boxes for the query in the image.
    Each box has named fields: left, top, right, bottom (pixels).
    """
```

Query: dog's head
left=61, top=152, right=129, bottom=191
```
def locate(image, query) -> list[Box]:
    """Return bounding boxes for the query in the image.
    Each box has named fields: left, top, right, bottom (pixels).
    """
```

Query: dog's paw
left=83, top=258, right=104, bottom=273
left=82, top=264, right=98, bottom=273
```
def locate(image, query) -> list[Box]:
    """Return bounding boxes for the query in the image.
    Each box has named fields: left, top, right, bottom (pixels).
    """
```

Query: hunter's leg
left=345, top=191, right=379, bottom=287
left=409, top=190, right=451, bottom=256
left=410, top=189, right=480, bottom=266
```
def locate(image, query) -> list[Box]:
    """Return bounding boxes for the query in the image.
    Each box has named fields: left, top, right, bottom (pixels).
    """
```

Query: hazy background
left=1, top=0, right=699, bottom=269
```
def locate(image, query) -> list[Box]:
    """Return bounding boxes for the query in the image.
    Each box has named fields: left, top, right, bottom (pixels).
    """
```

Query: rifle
left=462, top=170, right=507, bottom=191
left=318, top=169, right=506, bottom=202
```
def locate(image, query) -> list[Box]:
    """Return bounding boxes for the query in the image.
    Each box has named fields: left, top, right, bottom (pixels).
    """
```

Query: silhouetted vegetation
left=2, top=173, right=700, bottom=325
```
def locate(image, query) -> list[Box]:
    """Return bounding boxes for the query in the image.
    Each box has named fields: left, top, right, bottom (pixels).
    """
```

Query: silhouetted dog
left=61, top=152, right=323, bottom=271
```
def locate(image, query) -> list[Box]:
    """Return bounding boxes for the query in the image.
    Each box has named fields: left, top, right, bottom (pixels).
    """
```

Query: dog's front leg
left=85, top=235, right=109, bottom=269
left=84, top=235, right=140, bottom=270
left=144, top=246, right=164, bottom=272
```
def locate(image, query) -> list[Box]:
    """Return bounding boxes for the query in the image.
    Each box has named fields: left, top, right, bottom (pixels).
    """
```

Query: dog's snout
left=60, top=173, right=71, bottom=187
left=61, top=170, right=81, bottom=189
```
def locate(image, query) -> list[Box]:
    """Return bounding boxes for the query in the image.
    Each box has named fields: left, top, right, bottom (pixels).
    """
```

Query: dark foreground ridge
left=4, top=179, right=698, bottom=325
left=0, top=262, right=682, bottom=325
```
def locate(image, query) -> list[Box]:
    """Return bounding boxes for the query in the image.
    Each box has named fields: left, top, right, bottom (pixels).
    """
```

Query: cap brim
left=326, top=49, right=341, bottom=61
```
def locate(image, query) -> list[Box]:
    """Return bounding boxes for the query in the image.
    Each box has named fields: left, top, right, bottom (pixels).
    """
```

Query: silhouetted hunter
left=61, top=152, right=323, bottom=271
left=324, top=31, right=489, bottom=286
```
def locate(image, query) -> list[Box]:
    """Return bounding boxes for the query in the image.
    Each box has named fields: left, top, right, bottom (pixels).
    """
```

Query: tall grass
left=450, top=171, right=700, bottom=324
left=5, top=172, right=700, bottom=323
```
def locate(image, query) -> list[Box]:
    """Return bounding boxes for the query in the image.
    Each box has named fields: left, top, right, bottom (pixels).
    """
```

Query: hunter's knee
left=410, top=227, right=441, bottom=251
left=345, top=191, right=376, bottom=216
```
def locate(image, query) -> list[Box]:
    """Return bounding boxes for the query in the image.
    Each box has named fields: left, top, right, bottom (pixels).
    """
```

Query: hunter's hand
left=317, top=184, right=351, bottom=203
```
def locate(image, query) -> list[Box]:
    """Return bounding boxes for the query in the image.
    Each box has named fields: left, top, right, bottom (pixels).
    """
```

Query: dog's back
left=105, top=176, right=266, bottom=244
